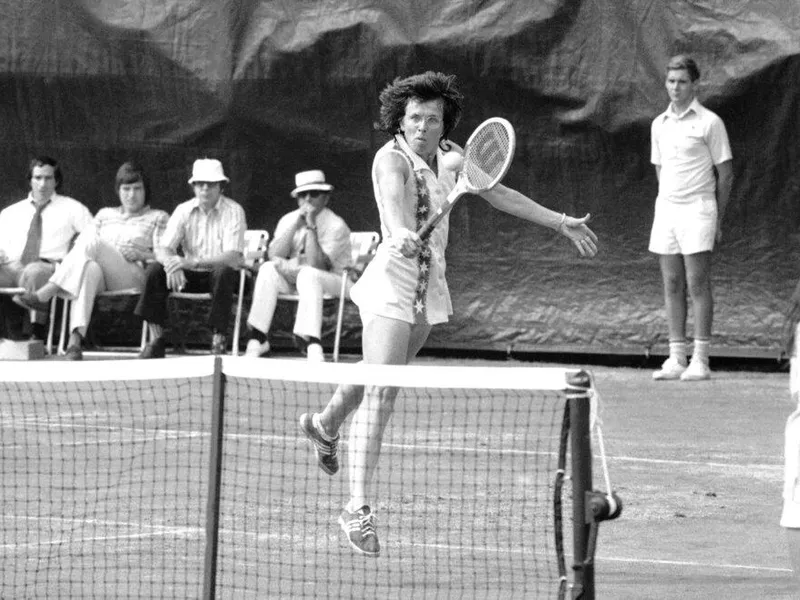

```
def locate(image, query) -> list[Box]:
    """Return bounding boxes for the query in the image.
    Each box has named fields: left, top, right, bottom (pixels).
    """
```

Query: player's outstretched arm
left=479, top=184, right=598, bottom=257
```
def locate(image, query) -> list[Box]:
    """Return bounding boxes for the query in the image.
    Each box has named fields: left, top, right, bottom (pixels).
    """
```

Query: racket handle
left=417, top=209, right=445, bottom=241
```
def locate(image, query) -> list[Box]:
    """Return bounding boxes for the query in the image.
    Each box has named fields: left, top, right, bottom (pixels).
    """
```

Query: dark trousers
left=134, top=262, right=238, bottom=334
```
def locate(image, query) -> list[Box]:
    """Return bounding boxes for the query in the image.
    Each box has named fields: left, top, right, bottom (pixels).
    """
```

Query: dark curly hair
left=376, top=71, right=464, bottom=148
left=28, top=156, right=63, bottom=191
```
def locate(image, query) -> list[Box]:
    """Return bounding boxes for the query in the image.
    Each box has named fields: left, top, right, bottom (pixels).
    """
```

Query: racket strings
left=463, top=123, right=513, bottom=189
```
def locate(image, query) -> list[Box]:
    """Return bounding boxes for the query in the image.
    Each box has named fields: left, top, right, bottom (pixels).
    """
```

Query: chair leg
left=140, top=320, right=149, bottom=351
left=58, top=298, right=70, bottom=355
left=231, top=270, right=246, bottom=356
left=333, top=271, right=349, bottom=363
left=45, top=302, right=56, bottom=355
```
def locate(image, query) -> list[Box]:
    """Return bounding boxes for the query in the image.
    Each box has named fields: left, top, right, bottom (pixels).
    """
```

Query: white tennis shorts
left=648, top=197, right=717, bottom=255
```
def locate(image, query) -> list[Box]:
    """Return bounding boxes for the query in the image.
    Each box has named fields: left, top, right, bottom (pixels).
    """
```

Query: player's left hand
left=560, top=213, right=598, bottom=257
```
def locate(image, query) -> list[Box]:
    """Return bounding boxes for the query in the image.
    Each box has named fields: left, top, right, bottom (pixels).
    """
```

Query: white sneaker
left=680, top=359, right=711, bottom=381
left=652, top=357, right=687, bottom=381
left=307, top=342, right=325, bottom=362
left=245, top=339, right=270, bottom=357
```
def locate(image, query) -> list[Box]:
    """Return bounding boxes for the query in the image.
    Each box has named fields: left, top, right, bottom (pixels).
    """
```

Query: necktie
left=20, top=202, right=47, bottom=265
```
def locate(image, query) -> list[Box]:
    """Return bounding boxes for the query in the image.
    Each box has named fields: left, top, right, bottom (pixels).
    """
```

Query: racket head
left=460, top=117, right=516, bottom=193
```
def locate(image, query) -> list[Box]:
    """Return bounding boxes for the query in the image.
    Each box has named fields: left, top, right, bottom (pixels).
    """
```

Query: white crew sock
left=669, top=339, right=688, bottom=365
left=692, top=339, right=710, bottom=364
left=312, top=413, right=335, bottom=441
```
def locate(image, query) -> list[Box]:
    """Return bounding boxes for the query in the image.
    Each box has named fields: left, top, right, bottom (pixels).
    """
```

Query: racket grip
left=417, top=211, right=443, bottom=241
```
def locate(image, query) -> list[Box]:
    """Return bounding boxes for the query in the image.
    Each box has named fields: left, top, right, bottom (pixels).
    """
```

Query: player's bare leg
left=681, top=251, right=713, bottom=380
left=341, top=315, right=430, bottom=556
left=300, top=380, right=365, bottom=476
left=653, top=254, right=689, bottom=380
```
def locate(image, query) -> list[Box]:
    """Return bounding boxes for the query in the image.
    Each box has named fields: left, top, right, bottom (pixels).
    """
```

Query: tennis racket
left=417, top=117, right=516, bottom=240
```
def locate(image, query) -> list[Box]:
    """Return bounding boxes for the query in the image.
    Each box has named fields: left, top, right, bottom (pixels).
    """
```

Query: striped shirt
left=161, top=195, right=246, bottom=264
left=0, top=193, right=92, bottom=261
left=93, top=206, right=169, bottom=255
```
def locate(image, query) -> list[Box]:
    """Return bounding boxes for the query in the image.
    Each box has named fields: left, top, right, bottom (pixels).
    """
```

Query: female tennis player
left=299, top=71, right=598, bottom=557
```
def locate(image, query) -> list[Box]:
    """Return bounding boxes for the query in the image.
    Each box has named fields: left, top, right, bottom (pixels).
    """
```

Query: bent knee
left=295, top=266, right=324, bottom=289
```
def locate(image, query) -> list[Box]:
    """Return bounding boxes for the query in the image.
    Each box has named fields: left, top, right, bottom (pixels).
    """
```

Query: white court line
left=1, top=419, right=784, bottom=471
left=0, top=515, right=202, bottom=551
left=2, top=515, right=789, bottom=575
left=593, top=554, right=792, bottom=573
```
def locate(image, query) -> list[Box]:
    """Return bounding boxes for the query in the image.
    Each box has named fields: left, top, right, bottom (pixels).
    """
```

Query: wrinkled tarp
left=1, top=0, right=798, bottom=357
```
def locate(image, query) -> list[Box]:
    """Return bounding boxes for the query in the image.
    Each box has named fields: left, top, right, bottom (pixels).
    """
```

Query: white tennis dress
left=350, top=135, right=457, bottom=325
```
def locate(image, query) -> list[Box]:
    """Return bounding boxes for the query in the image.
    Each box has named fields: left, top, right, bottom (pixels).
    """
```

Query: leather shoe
left=139, top=337, right=166, bottom=359
left=64, top=344, right=83, bottom=361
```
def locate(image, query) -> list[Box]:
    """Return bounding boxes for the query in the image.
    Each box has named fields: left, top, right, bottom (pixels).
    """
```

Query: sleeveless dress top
left=350, top=134, right=457, bottom=325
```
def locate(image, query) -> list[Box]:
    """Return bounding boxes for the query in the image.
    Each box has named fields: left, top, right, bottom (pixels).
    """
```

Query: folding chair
left=160, top=229, right=269, bottom=355
left=76, top=288, right=149, bottom=355
left=276, top=230, right=380, bottom=362
left=333, top=231, right=379, bottom=361
left=0, top=287, right=61, bottom=355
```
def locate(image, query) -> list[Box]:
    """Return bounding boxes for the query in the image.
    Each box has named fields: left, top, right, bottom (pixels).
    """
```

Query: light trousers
left=50, top=233, right=145, bottom=336
left=246, top=263, right=352, bottom=340
left=0, top=260, right=56, bottom=324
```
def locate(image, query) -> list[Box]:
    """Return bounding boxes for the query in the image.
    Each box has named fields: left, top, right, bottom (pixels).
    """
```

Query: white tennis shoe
left=680, top=359, right=711, bottom=381
left=652, top=357, right=687, bottom=381
left=245, top=339, right=270, bottom=358
left=307, top=343, right=325, bottom=362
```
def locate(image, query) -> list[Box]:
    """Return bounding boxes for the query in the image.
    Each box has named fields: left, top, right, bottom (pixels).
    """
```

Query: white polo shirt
left=651, top=98, right=732, bottom=203
left=0, top=193, right=92, bottom=261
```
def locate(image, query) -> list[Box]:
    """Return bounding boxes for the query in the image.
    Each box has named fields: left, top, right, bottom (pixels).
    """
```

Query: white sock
left=668, top=340, right=688, bottom=365
left=346, top=499, right=368, bottom=513
left=692, top=339, right=710, bottom=364
left=312, top=413, right=335, bottom=441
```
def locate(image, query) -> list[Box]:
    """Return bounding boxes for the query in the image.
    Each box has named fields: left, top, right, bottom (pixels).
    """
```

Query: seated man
left=17, top=162, right=169, bottom=360
left=245, top=170, right=351, bottom=362
left=135, top=158, right=246, bottom=358
left=0, top=156, right=92, bottom=341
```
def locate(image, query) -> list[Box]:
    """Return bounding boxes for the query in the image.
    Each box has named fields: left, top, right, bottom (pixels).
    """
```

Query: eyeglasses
left=297, top=191, right=325, bottom=199
left=193, top=181, right=221, bottom=188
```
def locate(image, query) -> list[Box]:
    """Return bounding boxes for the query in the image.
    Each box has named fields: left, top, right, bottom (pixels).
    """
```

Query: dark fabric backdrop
left=1, top=1, right=798, bottom=356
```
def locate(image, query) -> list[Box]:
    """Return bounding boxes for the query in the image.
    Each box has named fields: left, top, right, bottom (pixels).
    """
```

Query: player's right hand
left=390, top=228, right=422, bottom=258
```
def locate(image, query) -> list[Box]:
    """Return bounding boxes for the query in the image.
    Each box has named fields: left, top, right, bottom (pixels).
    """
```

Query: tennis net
left=1, top=356, right=605, bottom=599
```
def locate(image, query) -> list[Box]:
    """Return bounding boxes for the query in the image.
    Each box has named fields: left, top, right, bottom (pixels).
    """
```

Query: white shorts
left=648, top=197, right=717, bottom=255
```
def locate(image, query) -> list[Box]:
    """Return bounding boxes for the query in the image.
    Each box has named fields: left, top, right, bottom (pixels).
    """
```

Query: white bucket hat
left=291, top=170, right=334, bottom=198
left=188, top=158, right=229, bottom=184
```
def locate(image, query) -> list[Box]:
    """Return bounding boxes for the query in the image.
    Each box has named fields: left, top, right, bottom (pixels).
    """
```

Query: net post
left=202, top=356, right=226, bottom=600
left=566, top=369, right=594, bottom=600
